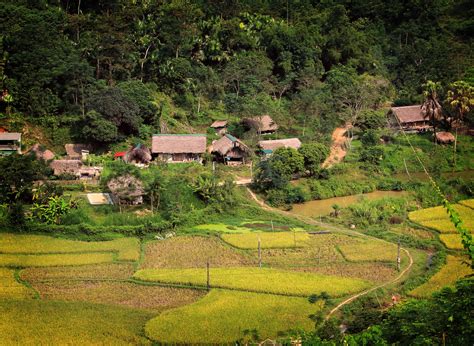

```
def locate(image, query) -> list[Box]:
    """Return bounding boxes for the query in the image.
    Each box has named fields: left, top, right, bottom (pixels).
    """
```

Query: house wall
left=155, top=153, right=202, bottom=163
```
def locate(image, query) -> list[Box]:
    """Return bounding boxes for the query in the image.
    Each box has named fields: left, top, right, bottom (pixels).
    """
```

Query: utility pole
left=206, top=260, right=210, bottom=290
left=271, top=220, right=274, bottom=232
left=258, top=237, right=262, bottom=268
left=397, top=238, right=401, bottom=272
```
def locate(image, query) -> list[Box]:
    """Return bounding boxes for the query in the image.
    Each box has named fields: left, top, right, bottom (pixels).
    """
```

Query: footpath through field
left=322, top=124, right=352, bottom=168
left=245, top=187, right=415, bottom=319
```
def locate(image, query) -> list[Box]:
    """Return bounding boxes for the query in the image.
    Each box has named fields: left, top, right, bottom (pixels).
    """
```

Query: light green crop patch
left=0, top=253, right=114, bottom=267
left=221, top=231, right=310, bottom=249
left=145, top=289, right=320, bottom=343
left=193, top=223, right=253, bottom=233
left=134, top=267, right=370, bottom=297
left=0, top=268, right=33, bottom=299
left=0, top=234, right=140, bottom=261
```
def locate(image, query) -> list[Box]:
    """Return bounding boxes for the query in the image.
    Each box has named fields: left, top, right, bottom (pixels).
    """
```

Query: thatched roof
left=0, top=132, right=21, bottom=141
left=50, top=160, right=82, bottom=175
left=27, top=144, right=55, bottom=161
left=152, top=134, right=207, bottom=154
left=211, top=134, right=249, bottom=156
left=390, top=105, right=426, bottom=124
left=123, top=144, right=152, bottom=164
left=210, top=120, right=228, bottom=128
left=243, top=115, right=278, bottom=132
left=436, top=131, right=455, bottom=143
left=107, top=175, right=144, bottom=199
left=258, top=138, right=302, bottom=152
left=65, top=143, right=90, bottom=158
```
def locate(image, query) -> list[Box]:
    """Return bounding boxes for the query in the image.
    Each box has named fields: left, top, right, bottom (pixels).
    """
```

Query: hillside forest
left=1, top=0, right=473, bottom=147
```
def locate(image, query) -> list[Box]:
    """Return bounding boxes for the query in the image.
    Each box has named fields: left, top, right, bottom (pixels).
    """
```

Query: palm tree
left=421, top=81, right=443, bottom=143
left=446, top=81, right=474, bottom=170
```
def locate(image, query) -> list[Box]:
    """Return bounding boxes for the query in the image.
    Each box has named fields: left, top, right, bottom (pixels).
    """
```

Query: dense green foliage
left=1, top=0, right=472, bottom=145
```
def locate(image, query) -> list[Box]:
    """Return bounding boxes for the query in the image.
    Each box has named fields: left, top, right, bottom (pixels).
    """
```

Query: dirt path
left=245, top=187, right=415, bottom=318
left=322, top=125, right=351, bottom=168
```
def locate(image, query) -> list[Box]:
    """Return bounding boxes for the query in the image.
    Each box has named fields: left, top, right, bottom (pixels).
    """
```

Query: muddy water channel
left=290, top=190, right=409, bottom=217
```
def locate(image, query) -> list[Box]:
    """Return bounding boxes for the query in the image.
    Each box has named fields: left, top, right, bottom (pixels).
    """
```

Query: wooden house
left=258, top=138, right=301, bottom=157
left=242, top=115, right=278, bottom=135
left=0, top=132, right=21, bottom=155
left=50, top=160, right=102, bottom=179
left=210, top=134, right=250, bottom=165
left=210, top=120, right=228, bottom=135
left=151, top=134, right=207, bottom=163
left=65, top=143, right=91, bottom=160
left=389, top=105, right=431, bottom=132
left=26, top=144, right=55, bottom=161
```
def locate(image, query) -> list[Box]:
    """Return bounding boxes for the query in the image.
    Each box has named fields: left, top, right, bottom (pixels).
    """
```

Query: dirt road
left=322, top=125, right=351, bottom=168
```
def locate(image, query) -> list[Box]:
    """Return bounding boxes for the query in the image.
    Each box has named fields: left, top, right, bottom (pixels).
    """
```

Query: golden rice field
left=141, top=236, right=256, bottom=269
left=0, top=299, right=154, bottom=345
left=221, top=231, right=310, bottom=249
left=457, top=198, right=474, bottom=210
left=20, top=263, right=136, bottom=282
left=408, top=202, right=474, bottom=234
left=134, top=267, right=371, bottom=297
left=410, top=256, right=473, bottom=298
left=0, top=253, right=114, bottom=267
left=145, top=289, right=320, bottom=344
left=338, top=239, right=399, bottom=262
left=439, top=234, right=465, bottom=250
left=0, top=268, right=33, bottom=299
left=29, top=280, right=205, bottom=311
left=0, top=234, right=140, bottom=261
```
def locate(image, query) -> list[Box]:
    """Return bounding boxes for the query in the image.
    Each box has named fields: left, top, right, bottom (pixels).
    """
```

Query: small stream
left=290, top=190, right=408, bottom=217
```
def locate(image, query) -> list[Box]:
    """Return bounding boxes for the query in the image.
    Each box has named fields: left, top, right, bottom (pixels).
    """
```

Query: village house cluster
left=0, top=106, right=458, bottom=180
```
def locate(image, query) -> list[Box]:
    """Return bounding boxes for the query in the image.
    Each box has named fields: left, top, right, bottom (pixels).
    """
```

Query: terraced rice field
left=0, top=234, right=140, bottom=261
left=20, top=263, right=136, bottom=281
left=439, top=234, right=465, bottom=250
left=410, top=256, right=473, bottom=298
left=134, top=267, right=371, bottom=297
left=192, top=223, right=254, bottom=233
left=221, top=231, right=311, bottom=249
left=408, top=200, right=473, bottom=250
left=141, top=236, right=256, bottom=268
left=29, top=281, right=205, bottom=311
left=338, top=239, right=398, bottom=262
left=0, top=299, right=154, bottom=345
left=0, top=268, right=34, bottom=299
left=459, top=199, right=474, bottom=209
left=145, top=289, right=320, bottom=344
left=0, top=253, right=115, bottom=267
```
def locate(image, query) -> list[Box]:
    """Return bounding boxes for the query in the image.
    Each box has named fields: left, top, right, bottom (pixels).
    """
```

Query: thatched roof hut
left=210, top=134, right=250, bottom=165
left=65, top=143, right=91, bottom=159
left=389, top=105, right=432, bottom=132
left=242, top=115, right=278, bottom=134
left=107, top=174, right=145, bottom=205
left=123, top=144, right=152, bottom=164
left=50, top=160, right=83, bottom=176
left=151, top=134, right=207, bottom=162
left=435, top=132, right=455, bottom=144
left=27, top=144, right=55, bottom=161
left=210, top=120, right=228, bottom=135
left=258, top=138, right=301, bottom=154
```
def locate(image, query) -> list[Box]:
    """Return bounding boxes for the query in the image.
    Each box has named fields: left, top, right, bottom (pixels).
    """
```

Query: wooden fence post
left=258, top=237, right=262, bottom=268
left=397, top=238, right=401, bottom=272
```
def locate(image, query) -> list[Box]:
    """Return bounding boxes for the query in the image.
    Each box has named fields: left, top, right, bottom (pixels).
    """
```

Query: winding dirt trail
left=245, top=187, right=415, bottom=319
left=322, top=125, right=352, bottom=168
